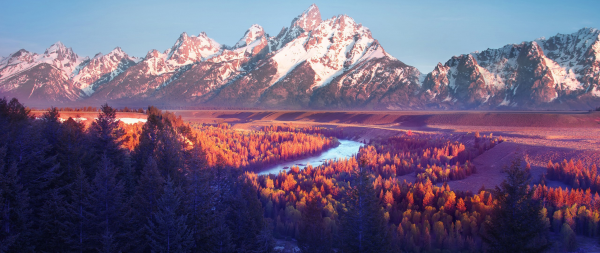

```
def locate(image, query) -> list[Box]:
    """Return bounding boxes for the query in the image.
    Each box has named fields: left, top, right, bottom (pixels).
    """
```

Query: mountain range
left=1, top=4, right=599, bottom=110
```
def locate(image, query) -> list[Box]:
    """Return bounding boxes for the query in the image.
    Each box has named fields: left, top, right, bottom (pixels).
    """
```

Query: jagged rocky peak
left=44, top=41, right=79, bottom=61
left=525, top=41, right=544, bottom=58
left=92, top=47, right=132, bottom=61
left=267, top=8, right=397, bottom=90
left=269, top=4, right=324, bottom=51
left=291, top=4, right=322, bottom=32
left=109, top=47, right=126, bottom=57
left=146, top=49, right=165, bottom=59
left=1, top=49, right=36, bottom=66
left=422, top=62, right=450, bottom=93
left=44, top=41, right=66, bottom=54
left=71, top=46, right=139, bottom=96
left=234, top=24, right=265, bottom=48
left=166, top=31, right=221, bottom=66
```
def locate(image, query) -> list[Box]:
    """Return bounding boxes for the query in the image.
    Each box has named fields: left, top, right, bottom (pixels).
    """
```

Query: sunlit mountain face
left=2, top=4, right=599, bottom=109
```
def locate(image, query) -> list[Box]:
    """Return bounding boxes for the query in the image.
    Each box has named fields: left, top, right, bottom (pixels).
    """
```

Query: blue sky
left=1, top=0, right=599, bottom=72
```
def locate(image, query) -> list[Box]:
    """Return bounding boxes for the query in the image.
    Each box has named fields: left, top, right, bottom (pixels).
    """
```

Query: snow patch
left=119, top=118, right=147, bottom=124
left=590, top=86, right=600, bottom=97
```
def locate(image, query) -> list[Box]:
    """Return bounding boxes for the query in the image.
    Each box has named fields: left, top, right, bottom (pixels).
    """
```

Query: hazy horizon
left=2, top=0, right=600, bottom=72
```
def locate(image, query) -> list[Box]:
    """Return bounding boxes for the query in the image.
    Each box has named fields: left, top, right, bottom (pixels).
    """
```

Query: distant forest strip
left=0, top=97, right=597, bottom=252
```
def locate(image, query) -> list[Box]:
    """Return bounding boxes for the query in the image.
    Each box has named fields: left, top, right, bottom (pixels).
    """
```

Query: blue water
left=257, top=139, right=363, bottom=175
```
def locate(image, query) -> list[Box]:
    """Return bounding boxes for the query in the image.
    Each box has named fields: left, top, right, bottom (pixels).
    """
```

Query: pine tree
left=483, top=158, right=551, bottom=253
left=37, top=189, right=71, bottom=252
left=55, top=117, right=87, bottom=189
left=89, top=154, right=128, bottom=252
left=255, top=221, right=276, bottom=253
left=146, top=177, right=193, bottom=253
left=297, top=188, right=332, bottom=253
left=184, top=147, right=221, bottom=253
left=65, top=168, right=94, bottom=253
left=40, top=107, right=62, bottom=156
left=130, top=157, right=165, bottom=252
left=0, top=147, right=32, bottom=252
left=340, top=166, right=392, bottom=253
left=89, top=104, right=126, bottom=171
left=227, top=180, right=271, bottom=252
left=0, top=100, right=59, bottom=249
left=133, top=106, right=188, bottom=183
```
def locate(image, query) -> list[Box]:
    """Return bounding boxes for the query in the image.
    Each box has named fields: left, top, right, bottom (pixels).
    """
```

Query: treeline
left=34, top=106, right=146, bottom=113
left=0, top=98, right=274, bottom=252
left=358, top=133, right=502, bottom=182
left=188, top=122, right=340, bottom=171
left=546, top=159, right=600, bottom=192
left=242, top=129, right=504, bottom=252
left=245, top=155, right=553, bottom=252
left=533, top=184, right=600, bottom=250
left=261, top=125, right=349, bottom=139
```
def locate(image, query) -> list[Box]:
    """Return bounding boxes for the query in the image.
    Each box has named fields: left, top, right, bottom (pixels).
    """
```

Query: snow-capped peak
left=0, top=41, right=87, bottom=82
left=165, top=31, right=221, bottom=66
left=146, top=49, right=166, bottom=60
left=72, top=47, right=138, bottom=94
left=234, top=24, right=265, bottom=48
left=291, top=4, right=322, bottom=32
left=92, top=52, right=103, bottom=60
left=44, top=41, right=67, bottom=55
left=269, top=11, right=391, bottom=88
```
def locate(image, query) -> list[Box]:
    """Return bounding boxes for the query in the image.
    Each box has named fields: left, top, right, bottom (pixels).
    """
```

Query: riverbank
left=257, top=139, right=363, bottom=175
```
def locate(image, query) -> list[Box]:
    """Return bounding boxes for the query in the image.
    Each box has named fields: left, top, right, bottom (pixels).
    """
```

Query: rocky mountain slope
left=1, top=4, right=599, bottom=110
left=422, top=28, right=600, bottom=109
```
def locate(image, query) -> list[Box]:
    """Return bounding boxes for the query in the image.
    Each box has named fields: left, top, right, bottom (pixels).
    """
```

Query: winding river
left=258, top=139, right=364, bottom=175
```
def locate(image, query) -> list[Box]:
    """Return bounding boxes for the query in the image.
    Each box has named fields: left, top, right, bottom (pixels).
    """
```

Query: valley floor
left=171, top=110, right=600, bottom=193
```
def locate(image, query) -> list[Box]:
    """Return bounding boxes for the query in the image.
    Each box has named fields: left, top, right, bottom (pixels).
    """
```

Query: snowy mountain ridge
left=1, top=5, right=599, bottom=109
left=421, top=27, right=600, bottom=109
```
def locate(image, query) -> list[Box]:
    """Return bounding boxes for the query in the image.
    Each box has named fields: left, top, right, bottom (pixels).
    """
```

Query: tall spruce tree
left=227, top=180, right=269, bottom=252
left=297, top=187, right=332, bottom=253
left=483, top=158, right=551, bottom=253
left=65, top=168, right=94, bottom=253
left=130, top=157, right=165, bottom=253
left=54, top=116, right=87, bottom=189
left=0, top=98, right=59, bottom=252
left=340, top=165, right=392, bottom=253
left=89, top=154, right=129, bottom=252
left=133, top=106, right=187, bottom=183
left=37, top=189, right=71, bottom=252
left=0, top=147, right=32, bottom=252
left=184, top=147, right=221, bottom=253
left=88, top=104, right=125, bottom=173
left=146, top=176, right=193, bottom=253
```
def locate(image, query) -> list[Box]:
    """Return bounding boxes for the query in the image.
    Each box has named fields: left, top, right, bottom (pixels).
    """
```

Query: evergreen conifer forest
left=1, top=97, right=599, bottom=252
